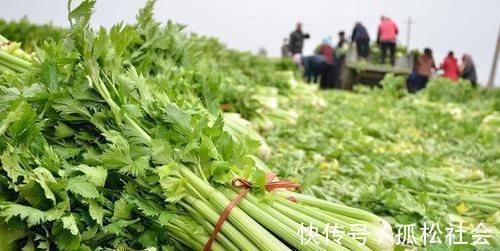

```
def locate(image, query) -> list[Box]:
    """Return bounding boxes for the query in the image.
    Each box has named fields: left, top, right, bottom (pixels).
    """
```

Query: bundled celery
left=0, top=1, right=395, bottom=250
left=0, top=35, right=32, bottom=73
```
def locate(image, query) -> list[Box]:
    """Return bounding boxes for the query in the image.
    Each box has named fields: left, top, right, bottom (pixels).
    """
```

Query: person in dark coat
left=318, top=38, right=335, bottom=89
left=337, top=31, right=347, bottom=48
left=351, top=22, right=370, bottom=59
left=461, top=54, right=478, bottom=87
left=289, top=22, right=310, bottom=56
left=302, top=55, right=326, bottom=83
left=332, top=32, right=347, bottom=89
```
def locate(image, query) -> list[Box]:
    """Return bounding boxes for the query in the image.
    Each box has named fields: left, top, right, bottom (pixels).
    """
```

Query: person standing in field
left=337, top=31, right=347, bottom=48
left=351, top=22, right=370, bottom=59
left=331, top=31, right=348, bottom=89
left=461, top=54, right=478, bottom=87
left=377, top=16, right=398, bottom=65
left=318, top=37, right=335, bottom=89
left=412, top=48, right=436, bottom=93
left=440, top=51, right=460, bottom=81
left=289, top=22, right=310, bottom=66
left=281, top=38, right=290, bottom=58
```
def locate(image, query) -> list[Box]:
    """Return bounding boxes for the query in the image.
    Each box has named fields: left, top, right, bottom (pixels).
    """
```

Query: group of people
left=410, top=49, right=478, bottom=93
left=282, top=16, right=478, bottom=91
left=282, top=16, right=401, bottom=89
left=281, top=22, right=348, bottom=89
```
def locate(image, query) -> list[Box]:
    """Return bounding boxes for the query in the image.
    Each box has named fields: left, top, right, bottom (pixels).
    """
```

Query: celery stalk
left=272, top=200, right=372, bottom=251
left=180, top=202, right=239, bottom=251
left=166, top=224, right=205, bottom=250
left=170, top=218, right=225, bottom=251
left=179, top=166, right=291, bottom=251
left=0, top=50, right=31, bottom=69
left=0, top=62, right=13, bottom=73
left=278, top=191, right=382, bottom=224
left=183, top=196, right=257, bottom=251
left=274, top=196, right=394, bottom=251
left=221, top=188, right=332, bottom=251
left=0, top=58, right=28, bottom=73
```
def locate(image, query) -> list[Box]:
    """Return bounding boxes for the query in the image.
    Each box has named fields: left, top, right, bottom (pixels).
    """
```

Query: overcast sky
left=1, top=0, right=499, bottom=85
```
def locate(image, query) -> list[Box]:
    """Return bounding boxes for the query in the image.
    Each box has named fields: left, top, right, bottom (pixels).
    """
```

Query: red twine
left=203, top=173, right=299, bottom=251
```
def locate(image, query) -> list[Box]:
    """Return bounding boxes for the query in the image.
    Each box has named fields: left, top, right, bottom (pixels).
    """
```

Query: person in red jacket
left=440, top=51, right=460, bottom=81
left=377, top=16, right=398, bottom=65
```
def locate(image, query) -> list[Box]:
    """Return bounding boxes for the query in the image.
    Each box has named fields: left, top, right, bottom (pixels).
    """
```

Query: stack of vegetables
left=2, top=0, right=498, bottom=250
left=0, top=35, right=32, bottom=73
left=0, top=1, right=394, bottom=250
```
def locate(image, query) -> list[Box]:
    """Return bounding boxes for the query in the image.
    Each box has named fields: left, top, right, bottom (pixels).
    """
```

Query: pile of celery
left=0, top=35, right=31, bottom=73
left=0, top=1, right=395, bottom=250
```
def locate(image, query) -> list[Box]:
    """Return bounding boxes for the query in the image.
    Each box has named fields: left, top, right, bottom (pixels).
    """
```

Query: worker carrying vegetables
left=337, top=31, right=347, bottom=48
left=411, top=47, right=436, bottom=93
left=332, top=31, right=349, bottom=89
left=439, top=51, right=460, bottom=81
left=288, top=22, right=310, bottom=65
left=377, top=15, right=399, bottom=65
left=350, top=22, right=370, bottom=59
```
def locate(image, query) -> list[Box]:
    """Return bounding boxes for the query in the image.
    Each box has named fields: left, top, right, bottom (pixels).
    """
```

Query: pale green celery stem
left=171, top=218, right=225, bottom=251
left=221, top=188, right=331, bottom=251
left=0, top=58, right=28, bottom=73
left=428, top=192, right=500, bottom=208
left=186, top=183, right=210, bottom=205
left=0, top=50, right=31, bottom=69
left=166, top=224, right=204, bottom=250
left=450, top=182, right=499, bottom=191
left=470, top=204, right=499, bottom=213
left=322, top=209, right=388, bottom=233
left=179, top=166, right=291, bottom=251
left=478, top=194, right=500, bottom=199
left=274, top=196, right=393, bottom=251
left=196, top=163, right=208, bottom=183
left=180, top=200, right=243, bottom=251
left=0, top=61, right=15, bottom=73
left=103, top=74, right=121, bottom=101
left=91, top=77, right=152, bottom=142
left=103, top=74, right=154, bottom=139
left=278, top=196, right=388, bottom=230
left=0, top=61, right=13, bottom=73
left=89, top=76, right=121, bottom=126
left=453, top=185, right=500, bottom=193
left=183, top=196, right=258, bottom=251
left=0, top=35, right=8, bottom=43
left=271, top=199, right=372, bottom=251
left=469, top=180, right=500, bottom=188
left=278, top=191, right=381, bottom=224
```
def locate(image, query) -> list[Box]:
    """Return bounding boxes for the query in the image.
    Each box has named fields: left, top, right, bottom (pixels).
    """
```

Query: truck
left=340, top=46, right=415, bottom=89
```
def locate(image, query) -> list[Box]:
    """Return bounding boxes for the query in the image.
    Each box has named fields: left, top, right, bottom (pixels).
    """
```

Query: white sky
left=1, top=0, right=499, bottom=86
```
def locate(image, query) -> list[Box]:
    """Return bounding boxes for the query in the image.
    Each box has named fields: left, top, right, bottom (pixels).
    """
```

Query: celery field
left=0, top=1, right=499, bottom=250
